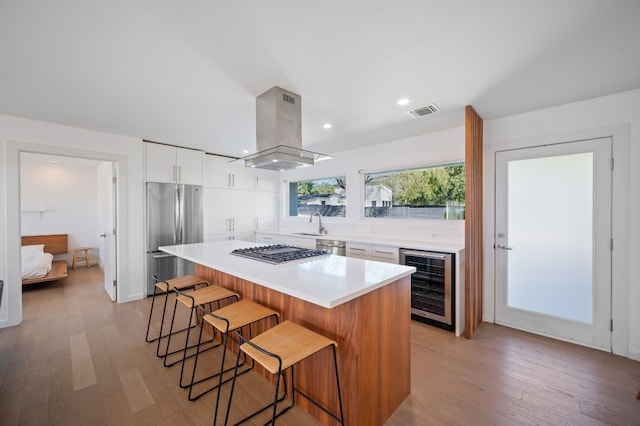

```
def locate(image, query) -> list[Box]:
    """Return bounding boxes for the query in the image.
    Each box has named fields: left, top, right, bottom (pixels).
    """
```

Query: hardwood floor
left=1, top=268, right=639, bottom=425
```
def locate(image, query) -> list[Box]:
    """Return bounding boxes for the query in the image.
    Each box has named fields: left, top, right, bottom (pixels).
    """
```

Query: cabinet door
left=371, top=245, right=399, bottom=264
left=255, top=232, right=279, bottom=245
left=204, top=188, right=232, bottom=234
left=204, top=155, right=234, bottom=188
left=255, top=191, right=279, bottom=231
left=231, top=190, right=256, bottom=233
left=146, top=143, right=176, bottom=183
left=177, top=148, right=203, bottom=185
left=254, top=169, right=280, bottom=192
left=204, top=233, right=233, bottom=242
left=346, top=242, right=371, bottom=259
left=231, top=165, right=258, bottom=190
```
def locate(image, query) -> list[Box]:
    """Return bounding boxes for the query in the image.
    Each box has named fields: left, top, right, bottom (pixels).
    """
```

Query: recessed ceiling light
left=397, top=98, right=411, bottom=106
left=49, top=159, right=58, bottom=164
left=323, top=122, right=333, bottom=129
left=242, top=149, right=249, bottom=154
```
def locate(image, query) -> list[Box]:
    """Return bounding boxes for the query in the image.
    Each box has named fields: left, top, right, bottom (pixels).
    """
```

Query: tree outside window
left=364, top=163, right=465, bottom=220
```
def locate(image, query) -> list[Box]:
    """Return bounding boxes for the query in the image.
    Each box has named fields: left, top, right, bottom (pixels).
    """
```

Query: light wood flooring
left=0, top=267, right=639, bottom=425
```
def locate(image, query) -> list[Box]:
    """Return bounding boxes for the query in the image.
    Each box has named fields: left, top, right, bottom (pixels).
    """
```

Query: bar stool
left=182, top=300, right=280, bottom=401
left=145, top=274, right=209, bottom=343
left=219, top=320, right=344, bottom=425
left=161, top=285, right=239, bottom=368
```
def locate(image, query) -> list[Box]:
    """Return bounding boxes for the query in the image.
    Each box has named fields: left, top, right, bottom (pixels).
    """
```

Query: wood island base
left=195, top=264, right=411, bottom=426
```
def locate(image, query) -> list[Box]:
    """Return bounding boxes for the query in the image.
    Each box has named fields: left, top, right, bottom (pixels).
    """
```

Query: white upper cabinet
left=145, top=142, right=203, bottom=185
left=254, top=169, right=280, bottom=193
left=204, top=155, right=253, bottom=189
left=205, top=154, right=279, bottom=192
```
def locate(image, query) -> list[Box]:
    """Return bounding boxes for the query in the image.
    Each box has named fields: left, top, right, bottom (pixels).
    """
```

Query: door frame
left=484, top=124, right=630, bottom=357
left=3, top=140, right=129, bottom=327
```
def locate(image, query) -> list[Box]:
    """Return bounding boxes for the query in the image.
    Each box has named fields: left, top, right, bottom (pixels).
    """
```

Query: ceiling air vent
left=406, top=103, right=440, bottom=118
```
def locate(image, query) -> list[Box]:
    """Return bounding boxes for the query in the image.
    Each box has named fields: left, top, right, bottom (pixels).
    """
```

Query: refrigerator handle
left=179, top=186, right=184, bottom=244
left=174, top=186, right=180, bottom=244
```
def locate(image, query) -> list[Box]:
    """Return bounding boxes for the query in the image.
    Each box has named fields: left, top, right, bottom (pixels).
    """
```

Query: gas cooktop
left=230, top=245, right=328, bottom=264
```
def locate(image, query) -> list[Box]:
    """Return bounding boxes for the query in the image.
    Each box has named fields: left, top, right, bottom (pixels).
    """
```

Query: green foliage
left=295, top=177, right=345, bottom=196
left=368, top=164, right=465, bottom=206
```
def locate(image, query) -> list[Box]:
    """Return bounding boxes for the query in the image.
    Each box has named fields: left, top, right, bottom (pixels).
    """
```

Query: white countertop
left=160, top=240, right=416, bottom=309
left=257, top=230, right=465, bottom=253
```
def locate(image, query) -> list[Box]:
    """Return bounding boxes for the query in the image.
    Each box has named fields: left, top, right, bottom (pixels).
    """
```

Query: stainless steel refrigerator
left=146, top=182, right=203, bottom=296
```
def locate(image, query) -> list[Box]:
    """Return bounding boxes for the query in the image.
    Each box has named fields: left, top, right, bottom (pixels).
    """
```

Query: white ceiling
left=1, top=1, right=639, bottom=158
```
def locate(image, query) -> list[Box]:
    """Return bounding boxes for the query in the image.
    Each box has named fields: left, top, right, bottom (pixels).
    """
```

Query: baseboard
left=628, top=347, right=640, bottom=361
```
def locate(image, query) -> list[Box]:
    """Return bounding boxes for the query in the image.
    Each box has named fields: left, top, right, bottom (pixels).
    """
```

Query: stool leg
left=222, top=332, right=288, bottom=425
left=164, top=304, right=195, bottom=367
left=332, top=345, right=345, bottom=425
left=72, top=251, right=77, bottom=270
left=84, top=249, right=90, bottom=268
left=144, top=285, right=161, bottom=343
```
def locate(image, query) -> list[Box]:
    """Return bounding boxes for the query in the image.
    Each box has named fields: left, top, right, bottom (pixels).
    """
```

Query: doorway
left=494, top=137, right=612, bottom=351
left=20, top=153, right=118, bottom=301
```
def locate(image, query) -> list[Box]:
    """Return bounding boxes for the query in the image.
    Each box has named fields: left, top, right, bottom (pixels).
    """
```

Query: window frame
left=360, top=161, right=465, bottom=221
left=287, top=175, right=347, bottom=218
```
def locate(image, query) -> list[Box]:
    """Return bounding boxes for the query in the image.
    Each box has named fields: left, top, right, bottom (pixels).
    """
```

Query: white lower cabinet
left=346, top=242, right=399, bottom=263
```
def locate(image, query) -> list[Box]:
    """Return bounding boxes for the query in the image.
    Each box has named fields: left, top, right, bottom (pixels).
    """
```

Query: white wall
left=483, top=89, right=640, bottom=359
left=0, top=113, right=144, bottom=328
left=20, top=157, right=100, bottom=265
left=281, top=124, right=467, bottom=245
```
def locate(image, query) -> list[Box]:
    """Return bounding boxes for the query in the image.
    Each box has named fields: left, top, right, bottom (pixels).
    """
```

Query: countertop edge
left=160, top=242, right=416, bottom=309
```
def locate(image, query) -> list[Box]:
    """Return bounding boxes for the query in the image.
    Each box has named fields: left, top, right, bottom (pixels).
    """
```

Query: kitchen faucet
left=310, top=212, right=327, bottom=234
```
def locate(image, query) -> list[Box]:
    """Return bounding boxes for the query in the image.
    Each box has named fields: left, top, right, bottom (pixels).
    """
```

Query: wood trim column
left=464, top=105, right=483, bottom=339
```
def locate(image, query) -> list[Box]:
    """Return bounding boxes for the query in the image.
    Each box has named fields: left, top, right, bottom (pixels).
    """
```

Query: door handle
left=100, top=233, right=107, bottom=238
left=496, top=244, right=513, bottom=250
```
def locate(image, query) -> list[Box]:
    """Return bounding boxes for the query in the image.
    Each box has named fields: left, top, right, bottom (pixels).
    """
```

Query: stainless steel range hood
left=240, top=86, right=331, bottom=171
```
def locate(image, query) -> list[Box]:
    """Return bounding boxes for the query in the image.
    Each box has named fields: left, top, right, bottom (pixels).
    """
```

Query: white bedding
left=21, top=244, right=54, bottom=279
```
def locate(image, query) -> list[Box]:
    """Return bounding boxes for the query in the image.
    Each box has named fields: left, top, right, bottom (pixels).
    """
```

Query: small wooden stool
left=71, top=247, right=93, bottom=269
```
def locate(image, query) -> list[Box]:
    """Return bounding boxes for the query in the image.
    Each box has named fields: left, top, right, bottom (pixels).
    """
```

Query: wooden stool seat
left=241, top=320, right=336, bottom=374
left=161, top=285, right=239, bottom=367
left=184, top=300, right=280, bottom=400
left=145, top=275, right=209, bottom=344
left=204, top=300, right=279, bottom=334
left=176, top=285, right=238, bottom=308
left=155, top=274, right=208, bottom=293
left=221, top=320, right=344, bottom=425
left=71, top=247, right=93, bottom=269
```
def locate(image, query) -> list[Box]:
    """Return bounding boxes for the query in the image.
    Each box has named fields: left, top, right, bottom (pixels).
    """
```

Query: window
left=364, top=163, right=465, bottom=220
left=289, top=176, right=346, bottom=217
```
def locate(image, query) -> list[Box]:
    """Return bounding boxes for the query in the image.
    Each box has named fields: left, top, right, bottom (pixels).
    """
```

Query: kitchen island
left=160, top=240, right=416, bottom=426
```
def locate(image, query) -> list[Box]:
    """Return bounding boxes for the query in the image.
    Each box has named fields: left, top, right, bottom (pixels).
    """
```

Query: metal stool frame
left=183, top=302, right=279, bottom=401
left=221, top=327, right=345, bottom=425
left=145, top=275, right=208, bottom=344
left=161, top=286, right=239, bottom=368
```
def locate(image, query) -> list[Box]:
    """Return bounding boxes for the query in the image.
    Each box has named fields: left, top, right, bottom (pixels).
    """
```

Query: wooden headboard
left=21, top=234, right=68, bottom=254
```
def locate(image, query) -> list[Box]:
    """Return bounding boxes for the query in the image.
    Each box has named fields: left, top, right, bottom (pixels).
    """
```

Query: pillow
left=22, top=244, right=45, bottom=255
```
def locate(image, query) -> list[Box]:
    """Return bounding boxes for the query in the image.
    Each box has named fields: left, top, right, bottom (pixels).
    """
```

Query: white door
left=99, top=162, right=118, bottom=301
left=495, top=137, right=612, bottom=351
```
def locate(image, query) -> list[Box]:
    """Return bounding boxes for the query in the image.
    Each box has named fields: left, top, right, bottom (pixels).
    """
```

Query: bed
left=21, top=234, right=69, bottom=285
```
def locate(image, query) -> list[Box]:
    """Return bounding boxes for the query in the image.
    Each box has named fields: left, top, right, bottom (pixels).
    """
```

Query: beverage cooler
left=400, top=249, right=455, bottom=331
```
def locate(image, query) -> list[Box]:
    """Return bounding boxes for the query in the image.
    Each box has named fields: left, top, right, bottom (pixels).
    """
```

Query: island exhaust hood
left=240, top=86, right=331, bottom=171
